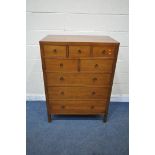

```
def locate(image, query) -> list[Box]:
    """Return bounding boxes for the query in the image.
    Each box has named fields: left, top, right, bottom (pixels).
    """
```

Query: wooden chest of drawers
left=39, top=35, right=119, bottom=122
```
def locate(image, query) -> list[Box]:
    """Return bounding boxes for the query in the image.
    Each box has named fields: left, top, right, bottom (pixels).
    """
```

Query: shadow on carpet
left=26, top=101, right=129, bottom=155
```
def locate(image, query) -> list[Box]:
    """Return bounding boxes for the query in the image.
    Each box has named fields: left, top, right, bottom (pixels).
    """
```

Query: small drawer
left=44, top=59, right=78, bottom=72
left=49, top=100, right=106, bottom=114
left=43, top=45, right=66, bottom=57
left=46, top=73, right=111, bottom=86
left=93, top=46, right=115, bottom=57
left=48, top=86, right=109, bottom=100
left=80, top=59, right=114, bottom=73
left=69, top=46, right=90, bottom=57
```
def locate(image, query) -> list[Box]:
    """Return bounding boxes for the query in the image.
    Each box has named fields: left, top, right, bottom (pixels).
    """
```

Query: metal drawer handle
left=94, top=64, right=99, bottom=68
left=60, top=77, right=64, bottom=81
left=60, top=63, right=63, bottom=68
left=93, top=77, right=97, bottom=81
left=92, top=91, right=96, bottom=95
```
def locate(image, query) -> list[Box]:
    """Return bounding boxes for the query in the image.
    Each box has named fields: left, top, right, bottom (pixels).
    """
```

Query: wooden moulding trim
left=39, top=41, right=118, bottom=46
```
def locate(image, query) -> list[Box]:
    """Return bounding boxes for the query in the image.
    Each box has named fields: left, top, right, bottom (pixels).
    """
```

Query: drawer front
left=43, top=45, right=66, bottom=57
left=48, top=86, right=109, bottom=99
left=46, top=73, right=111, bottom=86
left=80, top=59, right=114, bottom=72
left=49, top=100, right=106, bottom=114
left=69, top=46, right=90, bottom=57
left=44, top=59, right=78, bottom=72
left=93, top=46, right=115, bottom=57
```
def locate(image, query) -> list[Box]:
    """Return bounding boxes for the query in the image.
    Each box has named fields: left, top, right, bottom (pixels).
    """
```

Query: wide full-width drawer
left=48, top=86, right=110, bottom=99
left=69, top=46, right=90, bottom=58
left=80, top=59, right=114, bottom=72
left=43, top=45, right=66, bottom=57
left=93, top=45, right=115, bottom=57
left=48, top=100, right=106, bottom=114
left=46, top=73, right=112, bottom=86
left=44, top=59, right=78, bottom=72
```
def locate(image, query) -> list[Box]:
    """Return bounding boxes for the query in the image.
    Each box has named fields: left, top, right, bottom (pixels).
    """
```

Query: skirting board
left=26, top=94, right=129, bottom=102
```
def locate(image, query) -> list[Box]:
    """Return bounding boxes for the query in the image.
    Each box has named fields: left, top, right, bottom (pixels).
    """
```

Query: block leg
left=103, top=114, right=108, bottom=123
left=48, top=114, right=52, bottom=122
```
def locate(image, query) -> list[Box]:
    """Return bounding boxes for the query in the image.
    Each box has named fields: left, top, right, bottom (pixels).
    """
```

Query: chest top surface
left=39, top=35, right=119, bottom=44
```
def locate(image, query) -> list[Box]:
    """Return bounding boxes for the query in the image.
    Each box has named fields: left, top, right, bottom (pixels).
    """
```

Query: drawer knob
left=60, top=63, right=63, bottom=68
left=94, top=64, right=99, bottom=68
left=91, top=105, right=95, bottom=109
left=102, top=50, right=106, bottom=54
left=93, top=77, right=97, bottom=81
left=53, top=49, right=57, bottom=53
left=61, top=105, right=65, bottom=109
left=78, top=50, right=81, bottom=54
left=92, top=91, right=96, bottom=95
left=60, top=77, right=64, bottom=81
left=60, top=91, right=64, bottom=95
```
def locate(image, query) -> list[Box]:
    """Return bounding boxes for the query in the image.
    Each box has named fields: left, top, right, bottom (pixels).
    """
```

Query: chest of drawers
left=39, top=35, right=120, bottom=122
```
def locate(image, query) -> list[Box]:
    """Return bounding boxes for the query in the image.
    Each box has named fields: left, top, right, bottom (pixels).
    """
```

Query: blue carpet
left=26, top=101, right=129, bottom=155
